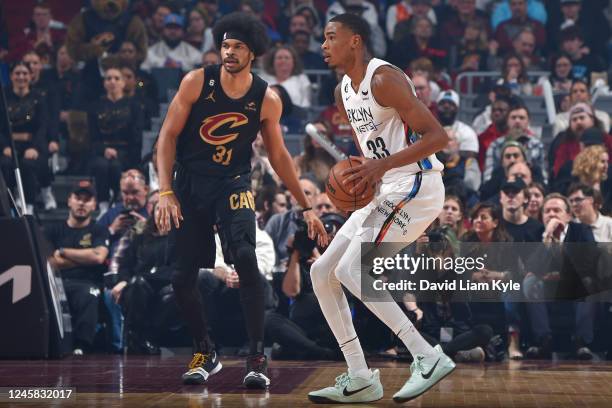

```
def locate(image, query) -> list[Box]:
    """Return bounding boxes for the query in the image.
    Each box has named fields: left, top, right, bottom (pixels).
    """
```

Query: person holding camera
left=108, top=201, right=175, bottom=355
left=45, top=180, right=109, bottom=355
left=266, top=212, right=346, bottom=360
left=96, top=169, right=149, bottom=352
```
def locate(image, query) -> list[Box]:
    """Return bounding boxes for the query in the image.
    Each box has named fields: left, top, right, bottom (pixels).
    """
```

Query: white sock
left=396, top=318, right=436, bottom=357
left=341, top=337, right=370, bottom=379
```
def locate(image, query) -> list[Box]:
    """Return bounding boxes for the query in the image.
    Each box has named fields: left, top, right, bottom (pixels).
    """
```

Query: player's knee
left=309, top=258, right=328, bottom=289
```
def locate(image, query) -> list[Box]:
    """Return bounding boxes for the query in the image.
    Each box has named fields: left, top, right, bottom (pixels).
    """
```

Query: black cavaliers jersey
left=176, top=64, right=268, bottom=176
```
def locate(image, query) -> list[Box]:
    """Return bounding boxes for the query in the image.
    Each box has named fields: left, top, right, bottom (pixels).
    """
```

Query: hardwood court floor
left=1, top=356, right=612, bottom=407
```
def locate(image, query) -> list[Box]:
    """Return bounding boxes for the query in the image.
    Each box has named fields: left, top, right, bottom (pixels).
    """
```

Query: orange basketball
left=326, top=158, right=376, bottom=212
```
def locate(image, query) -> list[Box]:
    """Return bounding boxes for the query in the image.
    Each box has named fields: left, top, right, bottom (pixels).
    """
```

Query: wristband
left=300, top=207, right=313, bottom=213
left=159, top=190, right=174, bottom=198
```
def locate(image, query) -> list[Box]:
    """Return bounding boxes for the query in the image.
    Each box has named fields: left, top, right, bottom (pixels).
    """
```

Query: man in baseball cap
left=436, top=89, right=479, bottom=158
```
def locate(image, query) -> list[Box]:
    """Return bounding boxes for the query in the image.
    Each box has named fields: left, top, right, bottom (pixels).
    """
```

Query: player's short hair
left=329, top=13, right=371, bottom=53
left=213, top=12, right=269, bottom=57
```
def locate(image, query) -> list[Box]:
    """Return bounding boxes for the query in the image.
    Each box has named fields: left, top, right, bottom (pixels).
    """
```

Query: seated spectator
left=499, top=177, right=544, bottom=359
left=436, top=90, right=478, bottom=158
left=202, top=48, right=221, bottom=67
left=285, top=12, right=320, bottom=54
left=412, top=74, right=437, bottom=116
left=551, top=103, right=612, bottom=178
left=390, top=15, right=447, bottom=71
left=293, top=122, right=336, bottom=187
left=24, top=50, right=61, bottom=176
left=120, top=63, right=158, bottom=131
left=145, top=3, right=172, bottom=46
left=549, top=1, right=610, bottom=63
left=408, top=57, right=444, bottom=101
left=493, top=0, right=546, bottom=55
left=524, top=193, right=597, bottom=360
left=568, top=183, right=612, bottom=242
left=571, top=146, right=610, bottom=202
left=484, top=105, right=545, bottom=182
left=440, top=128, right=481, bottom=197
left=386, top=0, right=438, bottom=40
left=118, top=40, right=159, bottom=104
left=43, top=45, right=80, bottom=173
left=558, top=26, right=606, bottom=82
left=536, top=53, right=574, bottom=94
left=526, top=182, right=545, bottom=222
left=267, top=212, right=346, bottom=360
left=260, top=45, right=312, bottom=108
left=472, top=86, right=513, bottom=135
left=141, top=14, right=202, bottom=72
left=184, top=7, right=214, bottom=52
left=240, top=0, right=282, bottom=44
left=326, top=0, right=387, bottom=58
left=477, top=95, right=512, bottom=169
left=491, top=0, right=547, bottom=30
left=110, top=202, right=174, bottom=354
left=439, top=0, right=490, bottom=49
left=255, top=186, right=287, bottom=229
left=495, top=53, right=533, bottom=96
left=0, top=62, right=52, bottom=214
left=8, top=2, right=66, bottom=62
left=46, top=180, right=109, bottom=355
left=510, top=28, right=544, bottom=70
left=436, top=194, right=466, bottom=238
left=290, top=30, right=326, bottom=71
left=481, top=143, right=546, bottom=202
left=265, top=176, right=319, bottom=272
left=552, top=79, right=610, bottom=137
left=453, top=20, right=490, bottom=74
left=89, top=66, right=144, bottom=210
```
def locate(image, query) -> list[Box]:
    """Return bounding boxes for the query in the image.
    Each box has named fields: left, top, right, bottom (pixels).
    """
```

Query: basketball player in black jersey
left=155, top=12, right=327, bottom=389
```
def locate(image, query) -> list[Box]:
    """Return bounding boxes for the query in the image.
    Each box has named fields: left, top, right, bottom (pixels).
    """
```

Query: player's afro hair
left=213, top=12, right=270, bottom=57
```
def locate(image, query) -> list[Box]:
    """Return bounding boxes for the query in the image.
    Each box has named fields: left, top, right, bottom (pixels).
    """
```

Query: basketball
left=326, top=158, right=376, bottom=212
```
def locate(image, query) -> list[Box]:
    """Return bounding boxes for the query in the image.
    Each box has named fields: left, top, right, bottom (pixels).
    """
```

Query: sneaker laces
left=189, top=352, right=209, bottom=369
left=334, top=373, right=351, bottom=389
left=410, top=355, right=425, bottom=376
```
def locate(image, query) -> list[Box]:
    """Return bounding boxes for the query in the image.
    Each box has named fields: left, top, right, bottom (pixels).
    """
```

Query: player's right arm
left=156, top=69, right=204, bottom=233
left=334, top=83, right=364, bottom=157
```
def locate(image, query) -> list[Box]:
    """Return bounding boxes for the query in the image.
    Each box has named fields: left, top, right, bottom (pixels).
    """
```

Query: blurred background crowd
left=1, top=0, right=612, bottom=363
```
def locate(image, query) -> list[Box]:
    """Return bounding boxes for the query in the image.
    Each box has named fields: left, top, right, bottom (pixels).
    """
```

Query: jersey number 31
left=213, top=145, right=233, bottom=166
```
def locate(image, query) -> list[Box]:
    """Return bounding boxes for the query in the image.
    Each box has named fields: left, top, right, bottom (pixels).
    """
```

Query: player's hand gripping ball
left=326, top=158, right=376, bottom=212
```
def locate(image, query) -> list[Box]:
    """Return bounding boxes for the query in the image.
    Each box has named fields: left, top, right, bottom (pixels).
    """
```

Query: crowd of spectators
left=1, top=0, right=612, bottom=362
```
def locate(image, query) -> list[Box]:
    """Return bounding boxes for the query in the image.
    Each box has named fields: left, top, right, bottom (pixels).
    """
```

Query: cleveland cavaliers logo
left=199, top=112, right=248, bottom=145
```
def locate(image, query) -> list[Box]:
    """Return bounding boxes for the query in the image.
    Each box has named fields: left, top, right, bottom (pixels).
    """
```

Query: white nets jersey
left=340, top=58, right=443, bottom=182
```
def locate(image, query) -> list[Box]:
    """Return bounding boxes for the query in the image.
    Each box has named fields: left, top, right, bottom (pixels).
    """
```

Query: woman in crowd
left=572, top=146, right=610, bottom=204
left=497, top=53, right=532, bottom=96
left=526, top=182, right=545, bottom=222
left=436, top=194, right=466, bottom=238
left=537, top=53, right=574, bottom=94
left=184, top=7, right=213, bottom=52
left=462, top=203, right=522, bottom=359
left=293, top=121, right=336, bottom=188
left=88, top=65, right=143, bottom=212
left=261, top=45, right=311, bottom=108
left=391, top=16, right=447, bottom=71
left=0, top=62, right=49, bottom=214
left=454, top=20, right=489, bottom=74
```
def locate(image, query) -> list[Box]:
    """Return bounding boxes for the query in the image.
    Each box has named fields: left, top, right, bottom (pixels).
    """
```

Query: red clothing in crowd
left=477, top=123, right=504, bottom=170
left=494, top=17, right=546, bottom=54
left=554, top=135, right=612, bottom=177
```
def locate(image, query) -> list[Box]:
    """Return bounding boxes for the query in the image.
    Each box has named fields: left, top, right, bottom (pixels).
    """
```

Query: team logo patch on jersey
left=199, top=112, right=248, bottom=145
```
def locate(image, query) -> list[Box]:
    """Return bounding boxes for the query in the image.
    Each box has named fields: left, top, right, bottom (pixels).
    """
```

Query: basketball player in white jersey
left=308, top=13, right=456, bottom=404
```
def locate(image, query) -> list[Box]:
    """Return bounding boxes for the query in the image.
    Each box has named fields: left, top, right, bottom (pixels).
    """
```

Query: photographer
left=410, top=226, right=494, bottom=363
left=265, top=213, right=346, bottom=360
left=109, top=202, right=175, bottom=354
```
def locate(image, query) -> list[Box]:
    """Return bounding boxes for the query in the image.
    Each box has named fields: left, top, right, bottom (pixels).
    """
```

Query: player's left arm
left=343, top=66, right=449, bottom=193
left=260, top=88, right=328, bottom=247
